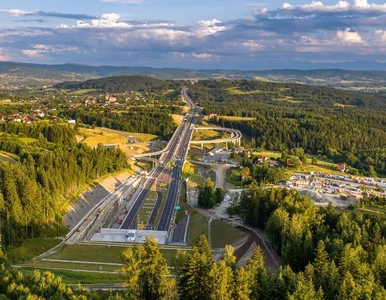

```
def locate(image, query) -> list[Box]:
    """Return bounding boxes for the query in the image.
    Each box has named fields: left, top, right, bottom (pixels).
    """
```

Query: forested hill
left=192, top=79, right=386, bottom=109
left=55, top=75, right=181, bottom=93
left=5, top=60, right=386, bottom=90
left=0, top=123, right=129, bottom=248
left=190, top=80, right=386, bottom=176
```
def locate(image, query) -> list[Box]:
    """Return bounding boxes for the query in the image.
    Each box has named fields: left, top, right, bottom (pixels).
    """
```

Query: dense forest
left=101, top=201, right=386, bottom=300
left=189, top=80, right=386, bottom=176
left=59, top=107, right=178, bottom=138
left=0, top=123, right=128, bottom=248
left=55, top=75, right=183, bottom=93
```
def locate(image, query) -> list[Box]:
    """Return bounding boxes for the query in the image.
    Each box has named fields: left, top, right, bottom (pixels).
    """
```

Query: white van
left=127, top=230, right=136, bottom=242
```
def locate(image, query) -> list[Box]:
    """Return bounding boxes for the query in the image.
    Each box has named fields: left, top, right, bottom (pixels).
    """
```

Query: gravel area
left=64, top=172, right=132, bottom=229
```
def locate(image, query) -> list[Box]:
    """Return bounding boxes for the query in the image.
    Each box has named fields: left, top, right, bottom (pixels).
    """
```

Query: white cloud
left=21, top=44, right=81, bottom=57
left=375, top=29, right=386, bottom=43
left=279, top=0, right=386, bottom=13
left=254, top=8, right=268, bottom=15
left=336, top=28, right=366, bottom=44
left=74, top=13, right=133, bottom=28
left=197, top=19, right=226, bottom=36
left=0, top=9, right=31, bottom=17
left=21, top=49, right=40, bottom=57
left=192, top=53, right=215, bottom=59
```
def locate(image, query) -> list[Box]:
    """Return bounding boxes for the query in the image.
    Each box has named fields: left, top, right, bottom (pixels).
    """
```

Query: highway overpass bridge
left=190, top=126, right=242, bottom=150
left=132, top=126, right=242, bottom=158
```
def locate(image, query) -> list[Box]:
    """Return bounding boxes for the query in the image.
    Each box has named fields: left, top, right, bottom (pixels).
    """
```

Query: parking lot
left=284, top=173, right=386, bottom=207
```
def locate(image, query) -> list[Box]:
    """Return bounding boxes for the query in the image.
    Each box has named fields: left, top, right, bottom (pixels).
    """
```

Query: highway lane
left=120, top=87, right=195, bottom=230
left=157, top=103, right=195, bottom=231
left=120, top=165, right=163, bottom=229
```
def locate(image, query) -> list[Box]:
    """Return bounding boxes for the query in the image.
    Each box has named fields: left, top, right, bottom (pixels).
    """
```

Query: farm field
left=78, top=127, right=158, bottom=156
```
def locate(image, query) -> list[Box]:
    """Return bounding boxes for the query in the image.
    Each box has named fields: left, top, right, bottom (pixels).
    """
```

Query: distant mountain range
left=2, top=61, right=386, bottom=91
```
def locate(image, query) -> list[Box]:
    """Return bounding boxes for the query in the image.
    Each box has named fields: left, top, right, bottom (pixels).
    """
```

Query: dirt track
left=234, top=226, right=280, bottom=273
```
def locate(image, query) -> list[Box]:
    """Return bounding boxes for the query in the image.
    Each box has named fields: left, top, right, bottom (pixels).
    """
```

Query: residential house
left=337, top=163, right=346, bottom=172
left=257, top=156, right=268, bottom=164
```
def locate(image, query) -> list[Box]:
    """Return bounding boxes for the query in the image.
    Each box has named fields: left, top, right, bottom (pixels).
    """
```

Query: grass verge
left=187, top=210, right=209, bottom=246
left=7, top=238, right=62, bottom=263
left=210, top=220, right=246, bottom=248
left=18, top=268, right=121, bottom=284
left=19, top=261, right=119, bottom=272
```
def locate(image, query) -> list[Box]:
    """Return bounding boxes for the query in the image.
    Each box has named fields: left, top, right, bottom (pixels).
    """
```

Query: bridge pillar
left=226, top=142, right=228, bottom=150
left=201, top=143, right=204, bottom=151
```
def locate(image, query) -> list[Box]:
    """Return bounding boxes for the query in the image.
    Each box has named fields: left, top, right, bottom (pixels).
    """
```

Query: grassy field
left=79, top=127, right=157, bottom=156
left=357, top=206, right=386, bottom=217
left=187, top=209, right=209, bottom=246
left=253, top=150, right=342, bottom=175
left=252, top=151, right=282, bottom=159
left=226, top=87, right=265, bottom=95
left=19, top=260, right=119, bottom=272
left=226, top=168, right=242, bottom=188
left=68, top=89, right=97, bottom=95
left=18, top=137, right=37, bottom=144
left=154, top=187, right=168, bottom=228
left=182, top=161, right=202, bottom=188
left=138, top=189, right=157, bottom=225
left=46, top=244, right=184, bottom=266
left=210, top=220, right=246, bottom=248
left=47, top=245, right=125, bottom=263
left=18, top=268, right=121, bottom=284
left=7, top=239, right=62, bottom=263
left=0, top=150, right=17, bottom=163
left=171, top=114, right=183, bottom=126
left=79, top=128, right=127, bottom=147
left=213, top=116, right=255, bottom=121
left=192, top=129, right=222, bottom=141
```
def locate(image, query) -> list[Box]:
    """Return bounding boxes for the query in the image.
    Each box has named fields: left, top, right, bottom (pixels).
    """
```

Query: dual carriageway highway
left=120, top=87, right=196, bottom=231
left=64, top=86, right=242, bottom=244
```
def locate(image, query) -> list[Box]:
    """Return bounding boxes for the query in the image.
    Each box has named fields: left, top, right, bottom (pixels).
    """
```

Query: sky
left=1, top=0, right=386, bottom=69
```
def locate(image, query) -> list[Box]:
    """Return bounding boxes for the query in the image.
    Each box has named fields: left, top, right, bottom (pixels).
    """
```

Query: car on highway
left=127, top=230, right=136, bottom=242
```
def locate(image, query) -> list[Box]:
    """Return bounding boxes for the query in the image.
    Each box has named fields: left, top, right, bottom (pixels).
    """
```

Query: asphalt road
left=157, top=110, right=195, bottom=231
left=120, top=87, right=196, bottom=231
left=120, top=165, right=163, bottom=229
left=172, top=216, right=188, bottom=243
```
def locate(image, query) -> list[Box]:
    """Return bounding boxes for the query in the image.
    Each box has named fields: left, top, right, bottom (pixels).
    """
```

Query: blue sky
left=1, top=0, right=386, bottom=69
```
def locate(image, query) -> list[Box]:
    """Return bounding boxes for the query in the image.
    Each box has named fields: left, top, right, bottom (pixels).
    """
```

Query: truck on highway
left=127, top=230, right=136, bottom=242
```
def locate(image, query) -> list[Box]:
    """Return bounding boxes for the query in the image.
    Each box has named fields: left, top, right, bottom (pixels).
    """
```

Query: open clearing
left=210, top=220, right=247, bottom=248
left=18, top=268, right=120, bottom=284
left=214, top=116, right=255, bottom=121
left=226, top=87, right=265, bottom=95
left=170, top=114, right=183, bottom=126
left=357, top=206, right=386, bottom=217
left=253, top=150, right=342, bottom=175
left=79, top=128, right=128, bottom=147
left=79, top=127, right=157, bottom=156
left=8, top=238, right=62, bottom=263
left=192, top=129, right=223, bottom=141
left=67, top=89, right=97, bottom=95
left=18, top=137, right=37, bottom=144
left=19, top=261, right=119, bottom=273
left=45, top=244, right=187, bottom=266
